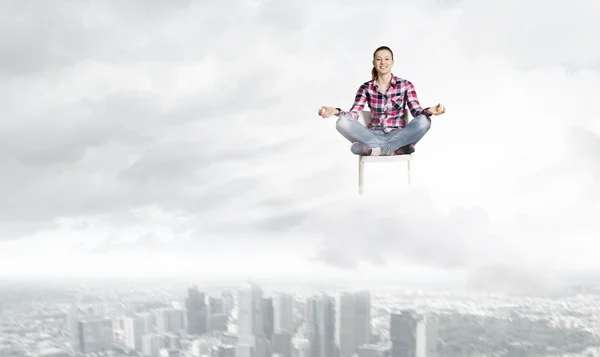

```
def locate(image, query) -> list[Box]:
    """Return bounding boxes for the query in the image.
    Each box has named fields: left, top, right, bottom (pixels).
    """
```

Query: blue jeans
left=335, top=113, right=431, bottom=155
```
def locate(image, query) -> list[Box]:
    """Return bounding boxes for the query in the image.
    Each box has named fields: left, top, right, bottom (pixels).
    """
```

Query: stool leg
left=358, top=157, right=364, bottom=195
left=407, top=160, right=411, bottom=186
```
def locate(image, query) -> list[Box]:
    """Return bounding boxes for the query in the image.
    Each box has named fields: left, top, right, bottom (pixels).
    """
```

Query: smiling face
left=373, top=49, right=394, bottom=76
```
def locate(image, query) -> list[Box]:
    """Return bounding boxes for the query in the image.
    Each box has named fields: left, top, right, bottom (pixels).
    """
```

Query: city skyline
left=3, top=278, right=600, bottom=357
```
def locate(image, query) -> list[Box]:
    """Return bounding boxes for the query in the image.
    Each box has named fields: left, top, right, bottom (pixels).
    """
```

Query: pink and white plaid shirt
left=338, top=75, right=429, bottom=133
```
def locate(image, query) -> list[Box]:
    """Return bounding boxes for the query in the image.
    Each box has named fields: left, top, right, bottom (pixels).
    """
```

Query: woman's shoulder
left=360, top=78, right=375, bottom=87
left=393, top=75, right=410, bottom=84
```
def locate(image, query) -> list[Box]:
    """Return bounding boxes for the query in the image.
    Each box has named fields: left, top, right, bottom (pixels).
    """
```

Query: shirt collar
left=372, top=74, right=397, bottom=89
left=390, top=75, right=397, bottom=87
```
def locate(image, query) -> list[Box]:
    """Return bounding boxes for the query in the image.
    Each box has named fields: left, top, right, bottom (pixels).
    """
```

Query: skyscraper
left=273, top=293, right=295, bottom=334
left=306, top=293, right=337, bottom=357
left=237, top=283, right=272, bottom=357
left=237, top=283, right=264, bottom=338
left=77, top=318, right=114, bottom=353
left=389, top=310, right=426, bottom=357
left=186, top=285, right=208, bottom=336
left=263, top=297, right=274, bottom=340
left=336, top=291, right=371, bottom=357
left=425, top=317, right=440, bottom=357
left=156, top=307, right=184, bottom=334
left=123, top=316, right=144, bottom=351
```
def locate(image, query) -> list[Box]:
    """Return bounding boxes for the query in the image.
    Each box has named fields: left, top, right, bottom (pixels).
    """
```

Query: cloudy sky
left=1, top=0, right=599, bottom=286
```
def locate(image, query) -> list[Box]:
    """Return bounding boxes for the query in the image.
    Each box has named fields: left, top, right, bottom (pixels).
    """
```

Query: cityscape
left=2, top=278, right=600, bottom=357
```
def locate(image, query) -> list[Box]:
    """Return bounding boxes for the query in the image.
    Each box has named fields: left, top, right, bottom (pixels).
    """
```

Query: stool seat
left=359, top=154, right=412, bottom=163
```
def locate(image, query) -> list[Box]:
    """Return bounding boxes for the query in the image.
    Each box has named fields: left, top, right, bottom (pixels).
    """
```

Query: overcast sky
left=1, top=0, right=599, bottom=287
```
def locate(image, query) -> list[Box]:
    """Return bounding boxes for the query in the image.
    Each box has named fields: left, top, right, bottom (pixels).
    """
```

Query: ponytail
left=371, top=66, right=377, bottom=80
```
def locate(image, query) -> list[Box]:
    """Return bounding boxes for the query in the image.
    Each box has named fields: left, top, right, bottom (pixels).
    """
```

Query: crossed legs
left=336, top=113, right=432, bottom=155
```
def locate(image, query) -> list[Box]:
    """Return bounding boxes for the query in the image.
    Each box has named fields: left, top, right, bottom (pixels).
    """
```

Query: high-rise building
left=425, top=317, right=440, bottom=357
left=237, top=283, right=264, bottom=338
left=389, top=310, right=426, bottom=357
left=273, top=293, right=295, bottom=334
left=336, top=291, right=371, bottom=357
left=263, top=297, right=274, bottom=339
left=156, top=308, right=184, bottom=334
left=237, top=283, right=273, bottom=357
left=142, top=334, right=165, bottom=356
left=123, top=316, right=145, bottom=351
left=272, top=331, right=293, bottom=356
left=306, top=293, right=337, bottom=357
left=210, top=297, right=224, bottom=315
left=354, top=291, right=371, bottom=346
left=221, top=291, right=235, bottom=315
left=139, top=312, right=154, bottom=335
left=235, top=338, right=254, bottom=357
left=186, top=286, right=208, bottom=336
left=77, top=317, right=114, bottom=353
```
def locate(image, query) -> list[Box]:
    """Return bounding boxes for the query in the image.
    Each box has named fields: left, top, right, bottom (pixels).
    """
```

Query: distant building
left=263, top=297, right=274, bottom=339
left=142, top=334, right=165, bottom=356
left=425, top=317, right=440, bottom=357
left=186, top=286, right=208, bottom=336
left=123, top=316, right=145, bottom=351
left=273, top=293, right=295, bottom=334
left=77, top=317, right=114, bottom=353
left=155, top=307, right=184, bottom=334
left=237, top=283, right=265, bottom=338
left=336, top=291, right=371, bottom=357
left=272, top=331, right=293, bottom=356
left=306, top=293, right=337, bottom=357
left=389, top=310, right=426, bottom=357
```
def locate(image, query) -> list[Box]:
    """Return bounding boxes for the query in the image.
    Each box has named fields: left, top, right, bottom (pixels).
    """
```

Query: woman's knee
left=335, top=115, right=354, bottom=134
left=415, top=114, right=432, bottom=132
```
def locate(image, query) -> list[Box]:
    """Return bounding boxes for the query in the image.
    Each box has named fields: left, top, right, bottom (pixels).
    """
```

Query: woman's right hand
left=318, top=106, right=339, bottom=118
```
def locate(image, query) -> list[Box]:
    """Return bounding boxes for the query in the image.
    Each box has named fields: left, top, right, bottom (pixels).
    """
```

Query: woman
left=318, top=45, right=446, bottom=156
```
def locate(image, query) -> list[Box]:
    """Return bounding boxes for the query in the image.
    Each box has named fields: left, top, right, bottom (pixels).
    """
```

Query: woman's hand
left=426, top=103, right=446, bottom=116
left=318, top=106, right=340, bottom=118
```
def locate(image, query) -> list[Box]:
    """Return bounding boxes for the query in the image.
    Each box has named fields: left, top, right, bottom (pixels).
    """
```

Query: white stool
left=357, top=110, right=413, bottom=195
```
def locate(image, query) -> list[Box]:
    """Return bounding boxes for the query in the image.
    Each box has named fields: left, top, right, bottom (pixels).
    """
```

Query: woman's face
left=373, top=49, right=394, bottom=76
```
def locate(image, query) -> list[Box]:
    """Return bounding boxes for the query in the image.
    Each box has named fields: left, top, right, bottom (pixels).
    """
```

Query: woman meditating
left=318, top=45, right=446, bottom=156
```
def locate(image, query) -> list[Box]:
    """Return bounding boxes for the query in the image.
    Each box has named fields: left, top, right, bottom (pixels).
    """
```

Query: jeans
left=335, top=113, right=431, bottom=155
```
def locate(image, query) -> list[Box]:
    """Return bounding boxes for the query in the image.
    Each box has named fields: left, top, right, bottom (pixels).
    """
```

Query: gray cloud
left=0, top=0, right=221, bottom=75
left=310, top=248, right=360, bottom=270
left=454, top=0, right=600, bottom=69
left=0, top=64, right=288, bottom=227
left=0, top=221, right=59, bottom=240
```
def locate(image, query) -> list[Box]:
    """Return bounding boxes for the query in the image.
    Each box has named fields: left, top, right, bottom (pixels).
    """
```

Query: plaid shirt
left=339, top=75, right=429, bottom=133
